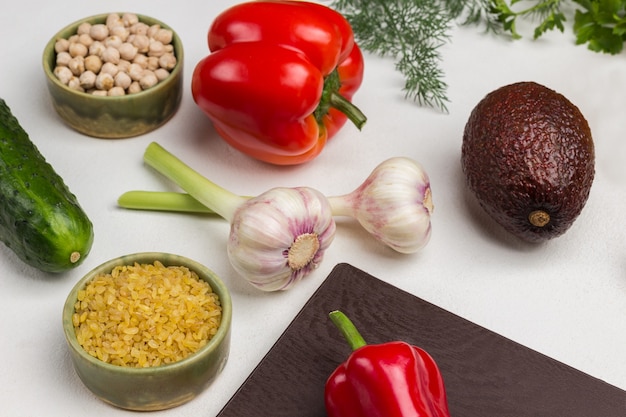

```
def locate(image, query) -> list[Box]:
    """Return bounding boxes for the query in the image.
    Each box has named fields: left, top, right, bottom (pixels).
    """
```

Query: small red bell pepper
left=325, top=310, right=451, bottom=417
left=191, top=1, right=366, bottom=165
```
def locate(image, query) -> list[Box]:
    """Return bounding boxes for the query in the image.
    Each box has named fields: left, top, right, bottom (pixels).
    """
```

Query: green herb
left=331, top=0, right=626, bottom=111
left=332, top=0, right=454, bottom=111
left=489, top=0, right=626, bottom=53
left=487, top=0, right=566, bottom=39
left=572, top=0, right=626, bottom=54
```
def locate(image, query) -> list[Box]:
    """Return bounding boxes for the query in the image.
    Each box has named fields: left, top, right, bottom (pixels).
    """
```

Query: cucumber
left=0, top=98, right=93, bottom=272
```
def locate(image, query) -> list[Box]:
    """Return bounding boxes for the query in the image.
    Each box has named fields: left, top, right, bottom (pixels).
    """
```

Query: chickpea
left=54, top=38, right=69, bottom=53
left=68, top=42, right=88, bottom=58
left=68, top=56, right=85, bottom=76
left=147, top=24, right=161, bottom=39
left=84, top=55, right=102, bottom=73
left=76, top=22, right=92, bottom=36
left=89, top=41, right=106, bottom=57
left=131, top=34, right=150, bottom=53
left=95, top=72, right=114, bottom=90
left=147, top=56, right=160, bottom=71
left=154, top=68, right=170, bottom=81
left=53, top=66, right=73, bottom=85
left=101, top=46, right=120, bottom=64
left=104, top=35, right=123, bottom=49
left=91, top=90, right=108, bottom=97
left=89, top=24, right=109, bottom=41
left=67, top=76, right=84, bottom=92
left=139, top=71, right=158, bottom=90
left=128, top=81, right=142, bottom=94
left=128, top=63, right=145, bottom=81
left=56, top=51, right=72, bottom=67
left=100, top=62, right=119, bottom=77
left=108, top=86, right=126, bottom=96
left=132, top=53, right=148, bottom=69
left=117, top=59, right=131, bottom=73
left=122, top=13, right=139, bottom=27
left=130, top=22, right=149, bottom=35
left=109, top=25, right=129, bottom=42
left=78, top=33, right=94, bottom=47
left=118, top=42, right=137, bottom=61
left=148, top=40, right=165, bottom=57
left=154, top=28, right=173, bottom=45
left=79, top=70, right=97, bottom=89
left=106, top=13, right=123, bottom=29
left=158, top=53, right=177, bottom=71
left=114, top=71, right=132, bottom=90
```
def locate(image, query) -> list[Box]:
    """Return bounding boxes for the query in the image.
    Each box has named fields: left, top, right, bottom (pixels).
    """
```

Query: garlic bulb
left=227, top=187, right=336, bottom=291
left=329, top=157, right=433, bottom=253
left=141, top=142, right=335, bottom=291
left=120, top=156, right=434, bottom=254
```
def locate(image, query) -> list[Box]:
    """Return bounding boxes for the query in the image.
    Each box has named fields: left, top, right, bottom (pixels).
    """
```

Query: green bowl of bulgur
left=62, top=252, right=231, bottom=411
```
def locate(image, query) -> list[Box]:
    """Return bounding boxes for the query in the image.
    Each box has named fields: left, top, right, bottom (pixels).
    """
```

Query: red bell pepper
left=191, top=1, right=366, bottom=165
left=325, top=310, right=451, bottom=417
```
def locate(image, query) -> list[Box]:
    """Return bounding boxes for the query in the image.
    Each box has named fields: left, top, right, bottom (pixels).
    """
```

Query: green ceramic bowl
left=42, top=13, right=184, bottom=138
left=62, top=252, right=231, bottom=411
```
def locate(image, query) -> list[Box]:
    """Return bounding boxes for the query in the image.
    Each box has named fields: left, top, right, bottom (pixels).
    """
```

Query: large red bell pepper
left=191, top=1, right=366, bottom=165
left=325, top=310, right=451, bottom=417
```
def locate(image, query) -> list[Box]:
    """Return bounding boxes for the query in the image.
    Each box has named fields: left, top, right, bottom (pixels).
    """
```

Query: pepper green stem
left=315, top=70, right=367, bottom=131
left=143, top=142, right=247, bottom=223
left=330, top=92, right=367, bottom=130
left=329, top=310, right=367, bottom=351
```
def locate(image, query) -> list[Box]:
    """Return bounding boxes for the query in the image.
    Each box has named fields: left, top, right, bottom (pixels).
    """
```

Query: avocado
left=461, top=81, right=595, bottom=243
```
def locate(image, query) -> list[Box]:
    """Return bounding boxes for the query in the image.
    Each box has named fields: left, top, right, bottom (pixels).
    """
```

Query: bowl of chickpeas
left=42, top=13, right=183, bottom=138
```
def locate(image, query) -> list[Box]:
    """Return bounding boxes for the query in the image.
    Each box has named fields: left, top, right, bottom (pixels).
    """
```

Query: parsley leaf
left=572, top=0, right=626, bottom=54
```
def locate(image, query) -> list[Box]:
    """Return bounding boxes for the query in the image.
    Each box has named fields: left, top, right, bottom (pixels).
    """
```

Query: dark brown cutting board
left=216, top=263, right=626, bottom=416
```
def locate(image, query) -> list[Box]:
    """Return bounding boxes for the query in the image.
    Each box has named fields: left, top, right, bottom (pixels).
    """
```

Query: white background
left=1, top=1, right=625, bottom=416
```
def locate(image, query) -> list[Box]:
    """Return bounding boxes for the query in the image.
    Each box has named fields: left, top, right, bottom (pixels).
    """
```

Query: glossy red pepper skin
left=325, top=311, right=451, bottom=417
left=207, top=0, right=356, bottom=75
left=191, top=1, right=365, bottom=165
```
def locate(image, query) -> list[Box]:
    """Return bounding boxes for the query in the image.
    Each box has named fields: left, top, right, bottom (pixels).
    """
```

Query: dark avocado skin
left=461, top=81, right=595, bottom=243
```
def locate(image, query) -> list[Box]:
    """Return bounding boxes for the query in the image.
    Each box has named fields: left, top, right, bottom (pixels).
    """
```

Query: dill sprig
left=331, top=0, right=505, bottom=112
left=332, top=0, right=453, bottom=112
left=332, top=0, right=626, bottom=111
left=447, top=0, right=504, bottom=32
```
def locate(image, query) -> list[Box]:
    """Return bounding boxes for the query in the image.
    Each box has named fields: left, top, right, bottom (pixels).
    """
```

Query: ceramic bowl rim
left=42, top=12, right=184, bottom=103
left=62, top=252, right=232, bottom=375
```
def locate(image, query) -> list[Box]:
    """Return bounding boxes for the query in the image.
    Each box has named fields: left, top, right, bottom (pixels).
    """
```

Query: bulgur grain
left=73, top=261, right=222, bottom=368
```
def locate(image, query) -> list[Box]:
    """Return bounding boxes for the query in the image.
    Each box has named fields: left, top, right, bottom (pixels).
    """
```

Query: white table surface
left=1, top=1, right=625, bottom=416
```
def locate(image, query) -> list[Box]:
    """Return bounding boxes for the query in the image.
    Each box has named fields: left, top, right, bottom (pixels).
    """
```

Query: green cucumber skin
left=0, top=99, right=94, bottom=273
